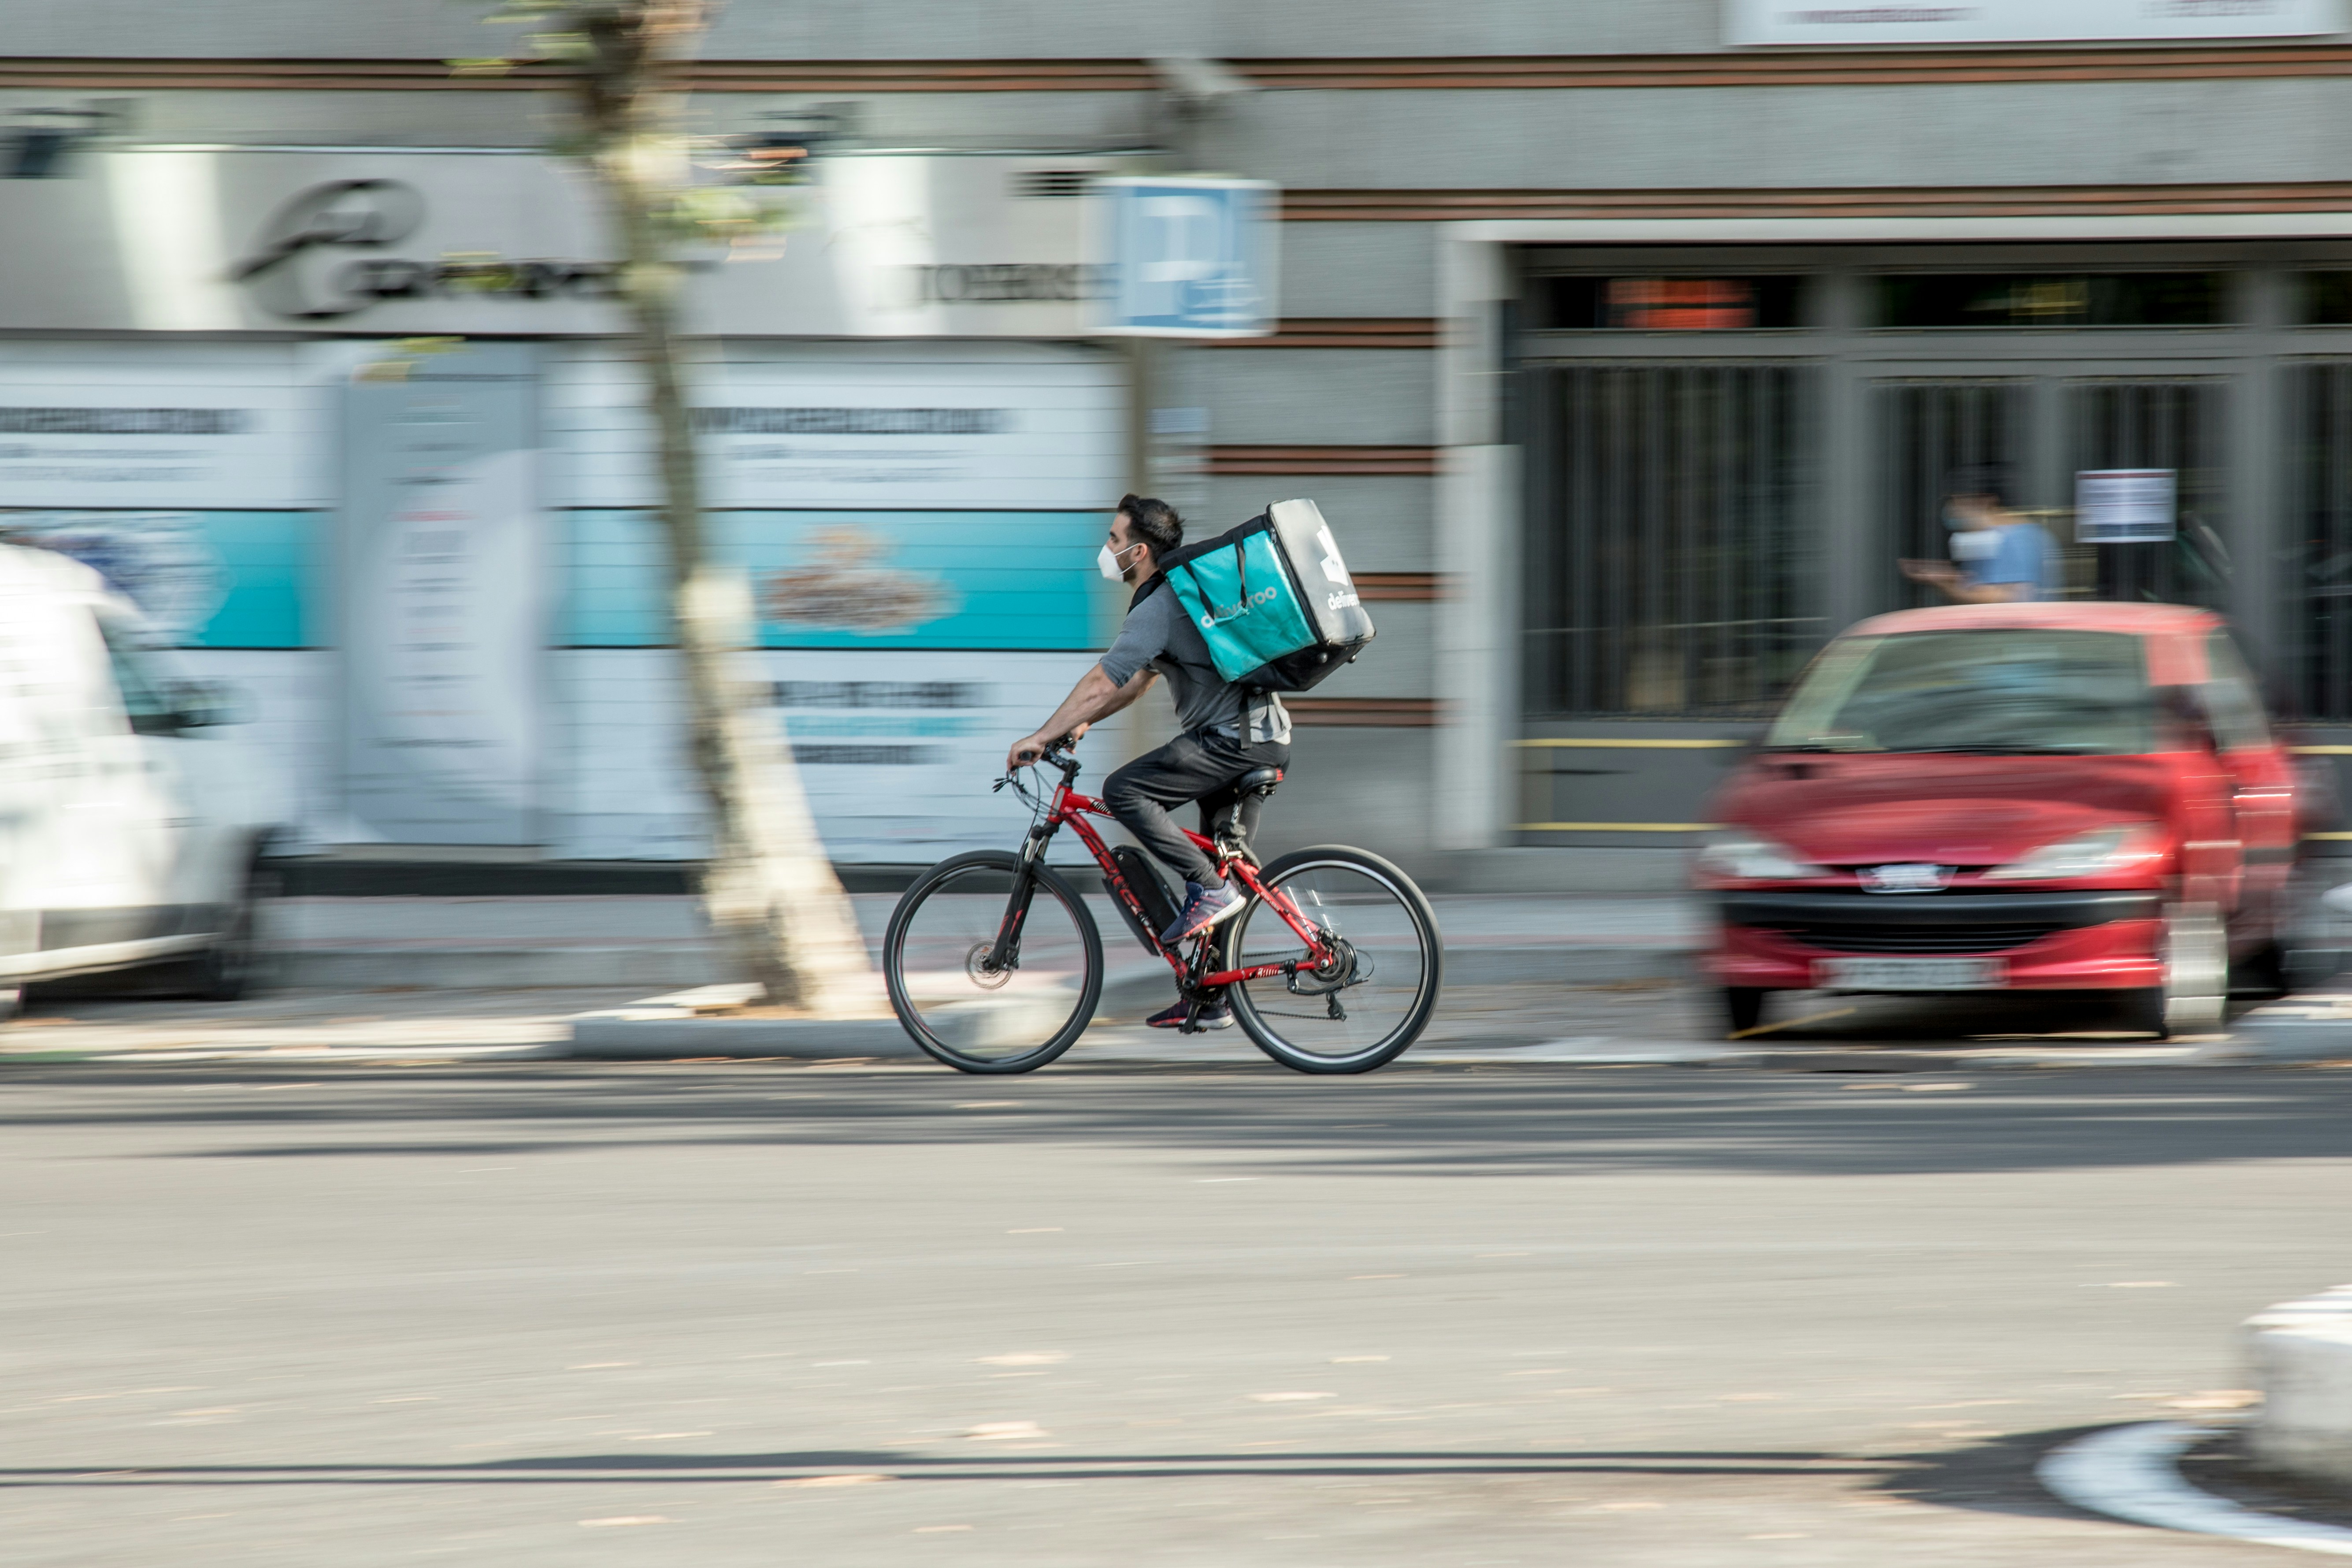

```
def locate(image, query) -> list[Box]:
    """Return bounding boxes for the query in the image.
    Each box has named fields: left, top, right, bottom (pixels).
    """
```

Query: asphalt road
left=7, top=1057, right=2352, bottom=1565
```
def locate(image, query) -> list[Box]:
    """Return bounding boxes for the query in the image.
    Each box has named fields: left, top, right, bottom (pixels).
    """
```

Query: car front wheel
left=172, top=854, right=280, bottom=1002
left=2118, top=901, right=2228, bottom=1038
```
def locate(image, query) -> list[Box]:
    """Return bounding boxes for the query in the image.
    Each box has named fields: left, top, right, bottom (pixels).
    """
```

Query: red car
left=1699, top=601, right=2301, bottom=1039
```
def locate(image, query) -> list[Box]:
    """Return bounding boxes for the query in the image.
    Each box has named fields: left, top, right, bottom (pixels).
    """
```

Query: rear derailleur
left=1287, top=935, right=1371, bottom=1019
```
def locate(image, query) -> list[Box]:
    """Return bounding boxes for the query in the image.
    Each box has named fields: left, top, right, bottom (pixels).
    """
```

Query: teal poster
left=561, top=509, right=1106, bottom=650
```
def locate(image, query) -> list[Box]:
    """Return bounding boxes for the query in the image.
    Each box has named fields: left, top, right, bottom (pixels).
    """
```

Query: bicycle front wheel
left=883, top=850, right=1102, bottom=1074
left=1221, top=845, right=1442, bottom=1074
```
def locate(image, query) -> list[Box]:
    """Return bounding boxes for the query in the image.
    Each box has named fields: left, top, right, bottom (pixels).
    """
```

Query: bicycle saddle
left=1235, top=767, right=1284, bottom=796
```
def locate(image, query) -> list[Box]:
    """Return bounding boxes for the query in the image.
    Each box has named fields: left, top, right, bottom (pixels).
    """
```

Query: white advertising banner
left=342, top=343, right=544, bottom=845
left=0, top=344, right=315, bottom=509
left=768, top=651, right=1112, bottom=864
left=550, top=343, right=1125, bottom=512
left=550, top=649, right=1113, bottom=864
left=1726, top=0, right=2340, bottom=44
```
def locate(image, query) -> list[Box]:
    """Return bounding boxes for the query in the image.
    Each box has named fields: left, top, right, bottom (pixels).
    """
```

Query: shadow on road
left=1871, top=1425, right=2116, bottom=1525
left=5, top=1060, right=2352, bottom=1179
left=0, top=1446, right=1897, bottom=1489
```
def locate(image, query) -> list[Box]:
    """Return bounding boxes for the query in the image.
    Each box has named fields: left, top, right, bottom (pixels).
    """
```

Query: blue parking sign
left=1092, top=177, right=1278, bottom=338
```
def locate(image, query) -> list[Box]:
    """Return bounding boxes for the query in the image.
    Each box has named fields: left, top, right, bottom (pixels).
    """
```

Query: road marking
left=2038, top=1421, right=2352, bottom=1556
left=779, top=1473, right=891, bottom=1488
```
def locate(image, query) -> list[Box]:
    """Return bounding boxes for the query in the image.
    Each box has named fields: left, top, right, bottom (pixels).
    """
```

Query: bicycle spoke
left=1227, top=856, right=1436, bottom=1069
left=890, top=862, right=1094, bottom=1068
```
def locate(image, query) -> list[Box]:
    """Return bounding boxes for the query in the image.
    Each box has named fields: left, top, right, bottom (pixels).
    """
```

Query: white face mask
left=1950, top=529, right=2001, bottom=562
left=1098, top=540, right=1140, bottom=580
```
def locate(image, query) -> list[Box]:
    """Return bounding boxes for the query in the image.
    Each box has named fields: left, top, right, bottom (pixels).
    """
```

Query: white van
left=0, top=542, right=284, bottom=1006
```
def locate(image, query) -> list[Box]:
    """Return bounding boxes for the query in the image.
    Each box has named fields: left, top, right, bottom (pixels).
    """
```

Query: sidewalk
left=266, top=891, right=1705, bottom=991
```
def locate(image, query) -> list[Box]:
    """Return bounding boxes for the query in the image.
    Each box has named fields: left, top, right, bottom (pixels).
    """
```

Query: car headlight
left=1981, top=824, right=2164, bottom=881
left=1696, top=829, right=1828, bottom=881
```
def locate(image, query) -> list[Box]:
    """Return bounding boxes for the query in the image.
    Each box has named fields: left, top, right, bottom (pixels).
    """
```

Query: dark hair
left=1117, top=493, right=1183, bottom=560
left=1944, top=461, right=2018, bottom=509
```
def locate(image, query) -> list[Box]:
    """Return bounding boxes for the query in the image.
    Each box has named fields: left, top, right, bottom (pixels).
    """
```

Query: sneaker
left=1160, top=879, right=1243, bottom=945
left=1146, top=999, right=1231, bottom=1030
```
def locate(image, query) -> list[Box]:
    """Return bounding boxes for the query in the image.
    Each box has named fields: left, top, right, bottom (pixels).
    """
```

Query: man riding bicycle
left=1005, top=494, right=1291, bottom=1030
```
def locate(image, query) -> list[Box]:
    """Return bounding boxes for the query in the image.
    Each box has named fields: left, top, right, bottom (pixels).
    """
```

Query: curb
left=2038, top=1421, right=2352, bottom=1556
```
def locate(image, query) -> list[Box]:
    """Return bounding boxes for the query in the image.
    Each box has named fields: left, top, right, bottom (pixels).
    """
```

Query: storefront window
left=1522, top=363, right=1818, bottom=719
left=1878, top=274, right=2225, bottom=328
left=1538, top=276, right=1803, bottom=331
left=2300, top=274, right=2352, bottom=325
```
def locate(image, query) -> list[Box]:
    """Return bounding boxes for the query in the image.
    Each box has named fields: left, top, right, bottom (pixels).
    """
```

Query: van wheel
left=2120, top=902, right=2230, bottom=1038
left=167, top=857, right=280, bottom=1002
left=1723, top=987, right=1766, bottom=1037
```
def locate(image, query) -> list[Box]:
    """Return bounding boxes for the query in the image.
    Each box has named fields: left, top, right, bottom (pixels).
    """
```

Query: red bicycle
left=882, top=736, right=1442, bottom=1074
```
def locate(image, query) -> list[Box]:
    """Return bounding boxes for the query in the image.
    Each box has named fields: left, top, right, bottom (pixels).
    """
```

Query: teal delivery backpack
left=1157, top=498, right=1376, bottom=693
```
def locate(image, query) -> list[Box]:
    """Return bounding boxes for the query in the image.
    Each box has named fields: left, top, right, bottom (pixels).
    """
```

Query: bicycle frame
left=988, top=757, right=1337, bottom=991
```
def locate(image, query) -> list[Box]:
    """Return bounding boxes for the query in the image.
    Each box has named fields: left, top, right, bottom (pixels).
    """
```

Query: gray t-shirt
left=1098, top=580, right=1292, bottom=744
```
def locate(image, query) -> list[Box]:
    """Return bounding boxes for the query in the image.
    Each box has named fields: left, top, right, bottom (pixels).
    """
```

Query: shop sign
left=0, top=150, right=1114, bottom=337
left=234, top=178, right=617, bottom=320
left=892, top=263, right=1101, bottom=305
left=1090, top=177, right=1278, bottom=339
left=1726, top=0, right=2338, bottom=44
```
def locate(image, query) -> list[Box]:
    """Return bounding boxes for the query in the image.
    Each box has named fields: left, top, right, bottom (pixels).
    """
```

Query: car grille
left=1765, top=923, right=2069, bottom=955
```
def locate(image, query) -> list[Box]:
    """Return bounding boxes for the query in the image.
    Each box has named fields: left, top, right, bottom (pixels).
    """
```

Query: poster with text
left=342, top=343, right=543, bottom=844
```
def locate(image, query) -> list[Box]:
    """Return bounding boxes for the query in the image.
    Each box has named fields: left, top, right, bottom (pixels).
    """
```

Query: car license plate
left=1815, top=957, right=2005, bottom=991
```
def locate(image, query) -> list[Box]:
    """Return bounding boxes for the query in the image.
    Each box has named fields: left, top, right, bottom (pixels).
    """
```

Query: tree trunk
left=573, top=9, right=879, bottom=1015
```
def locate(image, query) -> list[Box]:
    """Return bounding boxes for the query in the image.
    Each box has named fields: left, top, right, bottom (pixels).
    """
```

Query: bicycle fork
left=980, top=830, right=1051, bottom=974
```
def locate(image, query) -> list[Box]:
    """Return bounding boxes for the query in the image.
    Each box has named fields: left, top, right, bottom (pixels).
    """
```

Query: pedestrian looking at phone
left=1899, top=462, right=2059, bottom=604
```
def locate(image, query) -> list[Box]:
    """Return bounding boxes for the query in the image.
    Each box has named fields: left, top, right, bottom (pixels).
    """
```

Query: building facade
left=10, top=0, right=2352, bottom=883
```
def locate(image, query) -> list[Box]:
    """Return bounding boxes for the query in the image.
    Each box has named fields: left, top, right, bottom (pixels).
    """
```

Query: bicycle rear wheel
left=1221, top=845, right=1441, bottom=1074
left=884, top=850, right=1102, bottom=1074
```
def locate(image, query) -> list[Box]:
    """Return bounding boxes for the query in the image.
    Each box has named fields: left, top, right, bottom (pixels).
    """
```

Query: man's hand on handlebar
left=1004, top=723, right=1088, bottom=775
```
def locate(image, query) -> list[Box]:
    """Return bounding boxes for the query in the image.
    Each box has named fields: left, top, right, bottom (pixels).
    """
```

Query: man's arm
left=1006, top=666, right=1156, bottom=771
left=1006, top=586, right=1171, bottom=771
left=1959, top=580, right=2031, bottom=604
left=1939, top=577, right=2032, bottom=604
left=1899, top=559, right=2029, bottom=604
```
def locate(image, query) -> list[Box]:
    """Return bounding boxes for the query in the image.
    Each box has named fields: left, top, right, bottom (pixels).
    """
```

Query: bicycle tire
left=1221, top=845, right=1442, bottom=1074
left=884, top=849, right=1103, bottom=1074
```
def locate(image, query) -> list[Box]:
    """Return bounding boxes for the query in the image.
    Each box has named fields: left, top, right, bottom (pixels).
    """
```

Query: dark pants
left=1103, top=729, right=1290, bottom=887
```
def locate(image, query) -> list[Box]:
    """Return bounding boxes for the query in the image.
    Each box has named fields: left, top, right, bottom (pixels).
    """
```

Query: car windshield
left=1764, top=629, right=2154, bottom=755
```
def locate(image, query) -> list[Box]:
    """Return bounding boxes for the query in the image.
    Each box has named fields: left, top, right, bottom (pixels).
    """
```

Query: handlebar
left=994, top=733, right=1083, bottom=795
